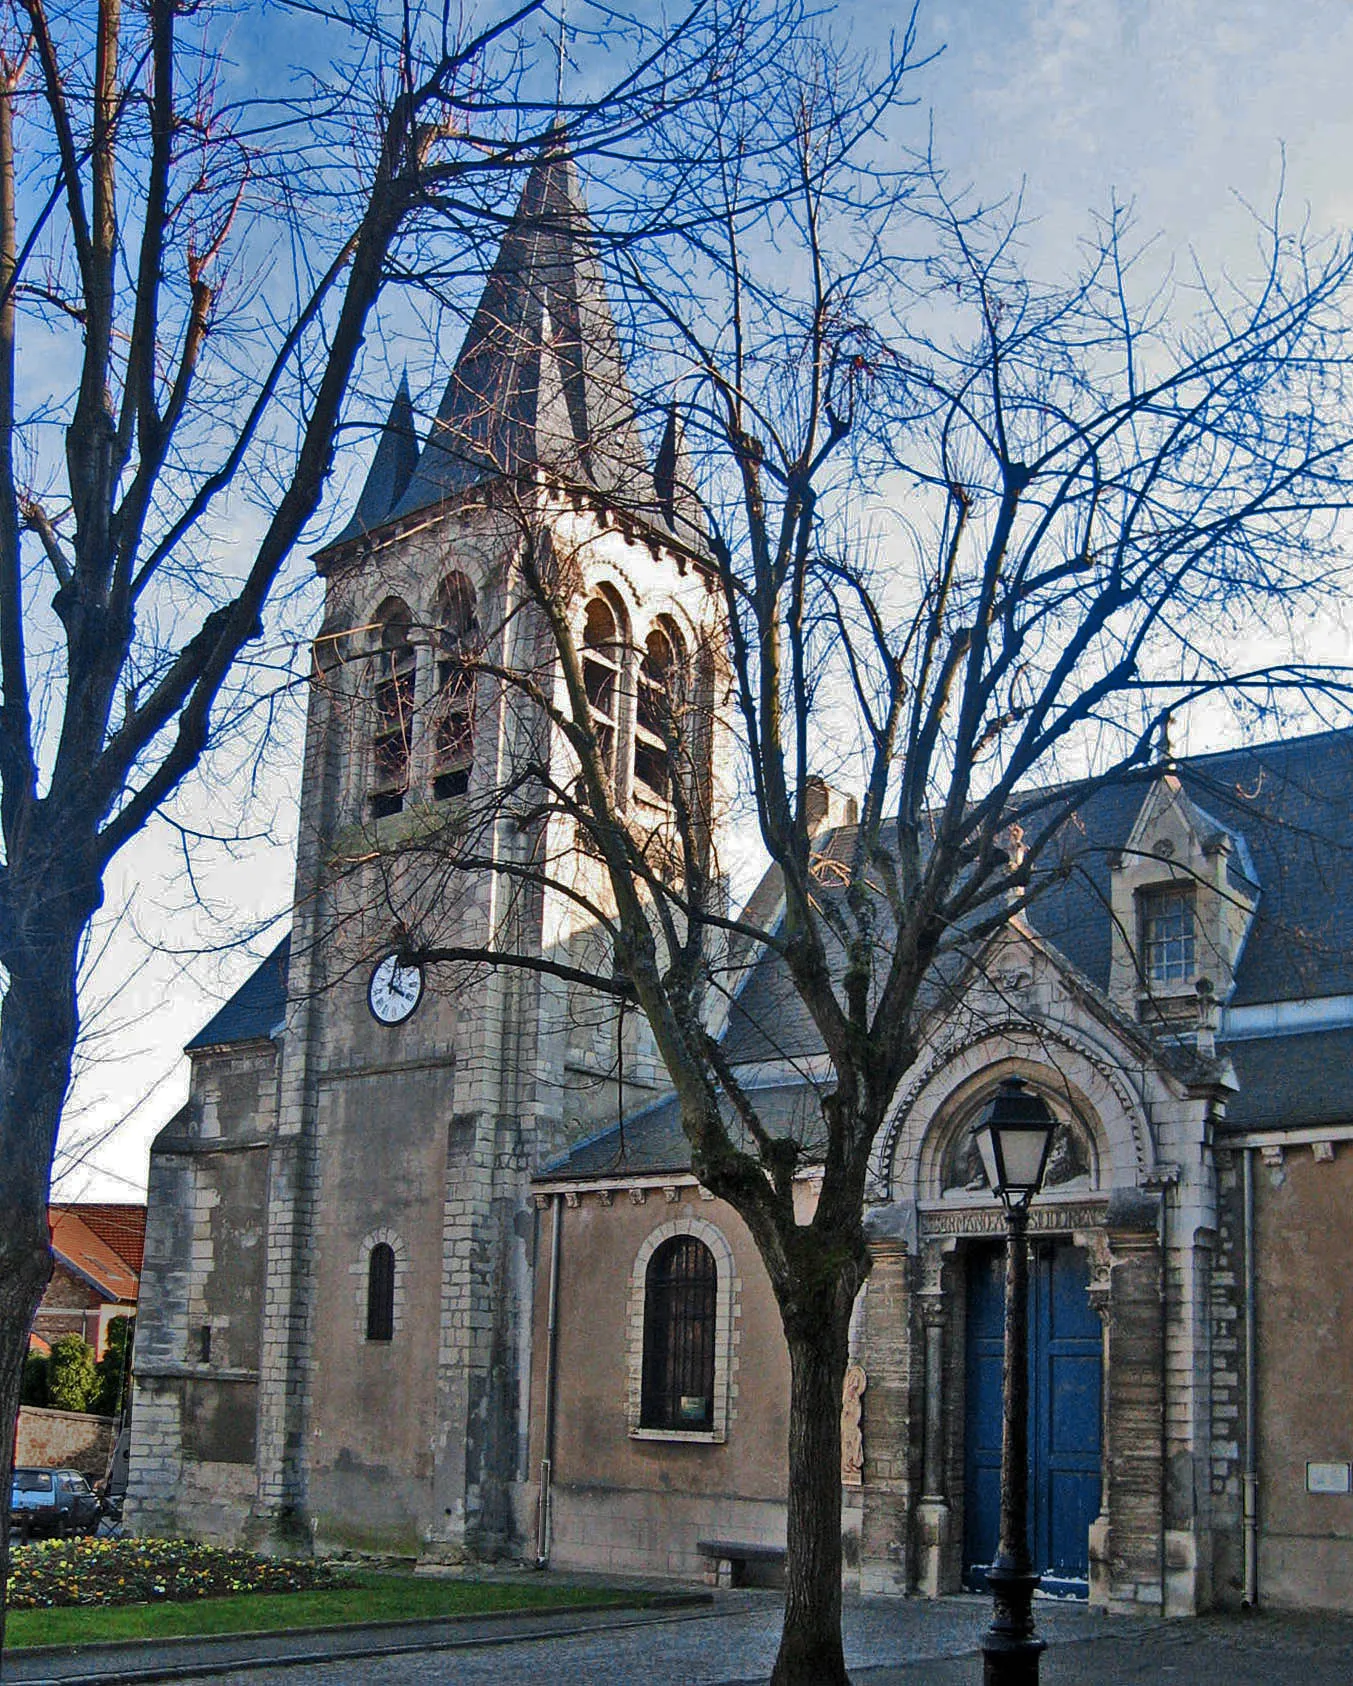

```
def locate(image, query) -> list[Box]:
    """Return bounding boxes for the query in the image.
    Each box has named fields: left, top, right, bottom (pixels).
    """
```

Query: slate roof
left=1021, top=730, right=1353, bottom=1006
left=317, top=148, right=708, bottom=561
left=1221, top=1028, right=1353, bottom=1133
left=329, top=375, right=420, bottom=549
left=719, top=728, right=1353, bottom=1072
left=546, top=726, right=1353, bottom=1178
left=541, top=1082, right=832, bottom=1181
left=184, top=937, right=290, bottom=1052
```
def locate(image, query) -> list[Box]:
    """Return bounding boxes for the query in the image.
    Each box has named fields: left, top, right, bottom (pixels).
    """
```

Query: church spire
left=388, top=145, right=653, bottom=522
left=330, top=372, right=419, bottom=546
left=653, top=399, right=708, bottom=555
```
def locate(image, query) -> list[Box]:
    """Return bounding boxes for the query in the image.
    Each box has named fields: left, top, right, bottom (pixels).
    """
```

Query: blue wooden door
left=963, top=1240, right=1101, bottom=1598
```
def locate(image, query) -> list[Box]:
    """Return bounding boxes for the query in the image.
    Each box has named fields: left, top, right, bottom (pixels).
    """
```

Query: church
left=127, top=149, right=1353, bottom=1617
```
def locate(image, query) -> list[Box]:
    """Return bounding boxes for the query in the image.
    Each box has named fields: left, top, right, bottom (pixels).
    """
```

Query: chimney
left=805, top=776, right=860, bottom=837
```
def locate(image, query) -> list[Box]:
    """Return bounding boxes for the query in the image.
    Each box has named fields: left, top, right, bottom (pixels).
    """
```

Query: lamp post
left=971, top=1076, right=1058, bottom=1686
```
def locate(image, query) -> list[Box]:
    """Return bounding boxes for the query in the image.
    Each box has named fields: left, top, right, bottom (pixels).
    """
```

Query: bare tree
left=323, top=33, right=1353, bottom=1684
left=0, top=0, right=766, bottom=1645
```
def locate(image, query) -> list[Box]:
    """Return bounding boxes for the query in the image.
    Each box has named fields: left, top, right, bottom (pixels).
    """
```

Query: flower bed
left=7, top=1537, right=350, bottom=1609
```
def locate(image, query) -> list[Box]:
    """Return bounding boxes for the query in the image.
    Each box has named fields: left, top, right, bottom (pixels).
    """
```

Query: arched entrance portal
left=963, top=1238, right=1102, bottom=1598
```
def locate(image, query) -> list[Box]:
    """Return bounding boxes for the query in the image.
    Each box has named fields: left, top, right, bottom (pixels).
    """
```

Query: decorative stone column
left=915, top=1246, right=953, bottom=1597
left=858, top=1231, right=914, bottom=1594
left=1094, top=1188, right=1165, bottom=1614
left=1085, top=1239, right=1113, bottom=1610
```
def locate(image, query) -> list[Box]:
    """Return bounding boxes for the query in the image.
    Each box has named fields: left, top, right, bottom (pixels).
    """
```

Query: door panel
left=963, top=1239, right=1101, bottom=1597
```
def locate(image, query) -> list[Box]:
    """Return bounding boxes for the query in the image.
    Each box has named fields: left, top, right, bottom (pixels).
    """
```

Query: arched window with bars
left=640, top=1234, right=717, bottom=1431
left=365, top=1242, right=396, bottom=1342
left=431, top=571, right=480, bottom=800
left=370, top=600, right=416, bottom=818
left=634, top=617, right=687, bottom=803
left=581, top=591, right=626, bottom=787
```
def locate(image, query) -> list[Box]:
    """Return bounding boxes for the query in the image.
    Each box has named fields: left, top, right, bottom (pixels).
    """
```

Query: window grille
left=640, top=1235, right=716, bottom=1430
left=1142, top=886, right=1195, bottom=983
left=366, top=1243, right=396, bottom=1342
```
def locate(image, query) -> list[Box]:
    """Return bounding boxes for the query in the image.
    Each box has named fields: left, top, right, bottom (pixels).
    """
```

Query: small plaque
left=1306, top=1461, right=1351, bottom=1495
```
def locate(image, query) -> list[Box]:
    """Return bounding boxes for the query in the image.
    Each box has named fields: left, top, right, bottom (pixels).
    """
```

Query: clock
left=367, top=952, right=424, bottom=1025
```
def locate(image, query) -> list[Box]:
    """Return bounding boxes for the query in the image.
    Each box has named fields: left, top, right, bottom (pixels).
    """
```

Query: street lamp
left=971, top=1076, right=1058, bottom=1686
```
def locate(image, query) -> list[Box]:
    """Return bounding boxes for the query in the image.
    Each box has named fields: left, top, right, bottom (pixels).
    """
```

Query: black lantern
left=971, top=1077, right=1057, bottom=1209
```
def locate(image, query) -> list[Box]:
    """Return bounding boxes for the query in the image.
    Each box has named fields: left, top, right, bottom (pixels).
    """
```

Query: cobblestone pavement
left=10, top=1594, right=1353, bottom=1686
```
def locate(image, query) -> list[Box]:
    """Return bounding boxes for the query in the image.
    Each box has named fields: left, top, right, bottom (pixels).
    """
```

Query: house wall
left=526, top=1182, right=792, bottom=1579
left=1251, top=1141, right=1353, bottom=1610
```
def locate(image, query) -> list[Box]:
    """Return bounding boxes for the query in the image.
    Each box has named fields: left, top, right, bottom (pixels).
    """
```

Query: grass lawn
left=7, top=1546, right=647, bottom=1652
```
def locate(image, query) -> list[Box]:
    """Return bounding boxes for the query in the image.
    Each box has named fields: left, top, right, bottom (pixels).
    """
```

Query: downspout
left=534, top=1191, right=563, bottom=1568
left=1241, top=1146, right=1259, bottom=1608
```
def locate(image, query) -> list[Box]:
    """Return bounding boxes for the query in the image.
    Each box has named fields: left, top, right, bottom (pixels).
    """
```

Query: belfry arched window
left=370, top=600, right=415, bottom=818
left=640, top=1234, right=717, bottom=1430
left=634, top=618, right=686, bottom=802
left=366, top=1243, right=396, bottom=1342
left=582, top=592, right=625, bottom=786
left=431, top=571, right=480, bottom=801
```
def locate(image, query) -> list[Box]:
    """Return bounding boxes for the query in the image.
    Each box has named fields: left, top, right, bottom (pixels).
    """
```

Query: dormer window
left=432, top=571, right=480, bottom=801
left=1141, top=886, right=1195, bottom=985
left=371, top=601, right=416, bottom=819
left=634, top=619, right=686, bottom=803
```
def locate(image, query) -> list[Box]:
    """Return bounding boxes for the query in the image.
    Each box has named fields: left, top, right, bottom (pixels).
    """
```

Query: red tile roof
left=48, top=1209, right=140, bottom=1304
left=50, top=1204, right=145, bottom=1275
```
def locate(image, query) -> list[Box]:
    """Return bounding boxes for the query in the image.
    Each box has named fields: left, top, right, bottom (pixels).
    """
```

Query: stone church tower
left=127, top=149, right=724, bottom=1558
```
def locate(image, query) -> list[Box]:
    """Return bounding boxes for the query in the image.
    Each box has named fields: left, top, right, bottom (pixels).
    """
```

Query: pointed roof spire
left=389, top=147, right=654, bottom=521
left=653, top=399, right=709, bottom=556
left=331, top=373, right=419, bottom=546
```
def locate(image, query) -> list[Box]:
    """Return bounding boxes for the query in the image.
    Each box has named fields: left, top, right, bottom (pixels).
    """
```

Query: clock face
left=368, top=953, right=424, bottom=1026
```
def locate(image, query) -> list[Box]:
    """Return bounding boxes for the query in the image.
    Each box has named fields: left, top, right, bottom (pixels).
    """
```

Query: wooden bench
left=697, top=1537, right=787, bottom=1588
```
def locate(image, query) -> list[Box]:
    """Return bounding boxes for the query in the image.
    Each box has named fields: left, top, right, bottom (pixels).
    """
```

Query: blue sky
left=55, top=0, right=1353, bottom=1199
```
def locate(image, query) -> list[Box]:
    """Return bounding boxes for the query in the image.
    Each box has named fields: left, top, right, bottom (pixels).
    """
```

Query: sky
left=51, top=0, right=1353, bottom=1201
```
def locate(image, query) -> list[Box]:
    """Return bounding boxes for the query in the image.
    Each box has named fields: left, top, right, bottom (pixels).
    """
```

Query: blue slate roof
left=329, top=376, right=420, bottom=549
left=547, top=727, right=1353, bottom=1177
left=184, top=937, right=290, bottom=1052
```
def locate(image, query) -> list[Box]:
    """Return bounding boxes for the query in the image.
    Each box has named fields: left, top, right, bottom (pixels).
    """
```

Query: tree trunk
left=0, top=1225, right=50, bottom=1655
left=0, top=887, right=89, bottom=1654
left=771, top=1309, right=854, bottom=1686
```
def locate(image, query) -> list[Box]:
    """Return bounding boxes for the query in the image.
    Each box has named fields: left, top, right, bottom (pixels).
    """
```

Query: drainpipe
left=1241, top=1147, right=1259, bottom=1608
left=535, top=1192, right=563, bottom=1568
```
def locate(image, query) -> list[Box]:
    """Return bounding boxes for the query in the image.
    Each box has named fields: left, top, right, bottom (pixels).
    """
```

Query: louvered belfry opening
left=641, top=1236, right=717, bottom=1430
left=366, top=1243, right=396, bottom=1342
left=371, top=603, right=416, bottom=817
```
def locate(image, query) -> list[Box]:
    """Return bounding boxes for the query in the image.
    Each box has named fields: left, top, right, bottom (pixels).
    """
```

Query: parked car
left=9, top=1467, right=102, bottom=1539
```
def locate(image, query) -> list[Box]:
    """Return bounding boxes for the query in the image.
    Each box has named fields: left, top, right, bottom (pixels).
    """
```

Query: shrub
left=93, top=1317, right=134, bottom=1418
left=21, top=1351, right=49, bottom=1407
left=47, top=1334, right=98, bottom=1413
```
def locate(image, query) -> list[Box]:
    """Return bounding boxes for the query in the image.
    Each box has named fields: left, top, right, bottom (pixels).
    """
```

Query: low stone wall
left=16, top=1407, right=118, bottom=1479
